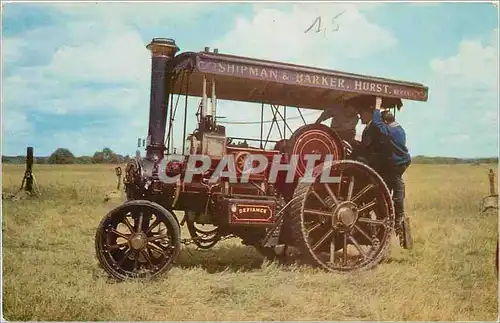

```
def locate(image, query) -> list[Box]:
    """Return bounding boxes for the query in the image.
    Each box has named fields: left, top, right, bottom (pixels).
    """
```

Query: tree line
left=411, top=155, right=498, bottom=165
left=2, top=148, right=132, bottom=165
left=1, top=148, right=498, bottom=165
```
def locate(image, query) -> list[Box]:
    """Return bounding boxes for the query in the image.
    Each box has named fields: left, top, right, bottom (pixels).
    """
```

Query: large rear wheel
left=95, top=200, right=181, bottom=280
left=289, top=160, right=395, bottom=272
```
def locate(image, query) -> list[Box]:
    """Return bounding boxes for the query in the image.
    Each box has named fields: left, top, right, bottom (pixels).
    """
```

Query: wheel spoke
left=324, top=183, right=340, bottom=206
left=358, top=200, right=377, bottom=213
left=133, top=251, right=139, bottom=270
left=343, top=233, right=347, bottom=265
left=306, top=222, right=323, bottom=234
left=353, top=224, right=373, bottom=244
left=304, top=209, right=331, bottom=218
left=330, top=239, right=336, bottom=264
left=147, top=234, right=170, bottom=243
left=122, top=217, right=135, bottom=233
left=347, top=176, right=355, bottom=200
left=145, top=218, right=161, bottom=235
left=348, top=234, right=367, bottom=258
left=351, top=184, right=374, bottom=203
left=312, top=229, right=333, bottom=251
left=147, top=242, right=167, bottom=256
left=110, top=228, right=130, bottom=240
left=136, top=212, right=144, bottom=233
left=358, top=217, right=385, bottom=226
left=141, top=249, right=154, bottom=267
left=118, top=248, right=132, bottom=266
left=337, top=170, right=344, bottom=197
left=310, top=190, right=330, bottom=210
left=107, top=242, right=128, bottom=251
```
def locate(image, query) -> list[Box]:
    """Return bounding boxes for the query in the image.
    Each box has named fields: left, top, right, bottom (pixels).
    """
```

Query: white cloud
left=3, top=2, right=399, bottom=156
left=1, top=4, right=196, bottom=155
left=2, top=18, right=151, bottom=115
left=205, top=3, right=398, bottom=147
left=50, top=2, right=214, bottom=27
left=2, top=37, right=27, bottom=65
left=2, top=109, right=32, bottom=137
left=3, top=3, right=497, bottom=158
left=428, top=28, right=498, bottom=113
left=212, top=3, right=397, bottom=67
left=403, top=28, right=499, bottom=157
left=430, top=29, right=497, bottom=90
left=47, top=29, right=151, bottom=84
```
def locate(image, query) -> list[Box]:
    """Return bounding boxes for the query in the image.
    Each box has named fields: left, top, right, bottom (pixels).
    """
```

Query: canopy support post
left=264, top=104, right=280, bottom=149
left=260, top=103, right=264, bottom=149
left=272, top=104, right=293, bottom=134
left=182, top=73, right=190, bottom=155
left=271, top=105, right=284, bottom=139
left=296, top=108, right=307, bottom=125
left=165, top=73, right=184, bottom=154
left=283, top=106, right=287, bottom=138
left=211, top=77, right=217, bottom=117
left=202, top=74, right=207, bottom=117
left=166, top=91, right=174, bottom=154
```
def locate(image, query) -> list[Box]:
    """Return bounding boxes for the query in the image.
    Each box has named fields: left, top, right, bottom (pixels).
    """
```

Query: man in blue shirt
left=355, top=105, right=412, bottom=249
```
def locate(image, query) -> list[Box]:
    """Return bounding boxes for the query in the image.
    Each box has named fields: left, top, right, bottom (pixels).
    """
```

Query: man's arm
left=370, top=109, right=390, bottom=136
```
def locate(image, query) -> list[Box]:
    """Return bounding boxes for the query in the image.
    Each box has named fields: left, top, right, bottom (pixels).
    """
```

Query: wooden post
left=20, top=146, right=39, bottom=196
left=488, top=169, right=496, bottom=195
left=481, top=169, right=498, bottom=213
left=115, top=167, right=122, bottom=190
left=25, top=146, right=34, bottom=192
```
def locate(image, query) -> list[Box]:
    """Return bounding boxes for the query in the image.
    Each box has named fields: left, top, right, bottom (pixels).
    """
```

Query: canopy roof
left=167, top=51, right=429, bottom=111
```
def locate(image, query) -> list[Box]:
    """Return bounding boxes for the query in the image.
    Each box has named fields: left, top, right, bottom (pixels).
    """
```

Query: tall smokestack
left=145, top=38, right=179, bottom=161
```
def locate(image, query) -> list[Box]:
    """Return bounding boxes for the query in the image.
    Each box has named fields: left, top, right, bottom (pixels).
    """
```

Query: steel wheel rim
left=299, top=160, right=394, bottom=272
left=97, top=205, right=178, bottom=279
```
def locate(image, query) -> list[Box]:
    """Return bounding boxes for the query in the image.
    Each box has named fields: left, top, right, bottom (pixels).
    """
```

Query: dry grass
left=2, top=163, right=498, bottom=321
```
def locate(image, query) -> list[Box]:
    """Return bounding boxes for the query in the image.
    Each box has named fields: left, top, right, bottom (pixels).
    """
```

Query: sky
left=1, top=1, right=499, bottom=158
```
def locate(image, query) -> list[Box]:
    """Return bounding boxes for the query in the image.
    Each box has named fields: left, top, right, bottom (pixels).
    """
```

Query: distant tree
left=35, top=157, right=48, bottom=164
left=48, top=148, right=75, bottom=164
left=92, top=148, right=123, bottom=164
left=102, top=148, right=113, bottom=161
left=77, top=156, right=93, bottom=164
left=92, top=151, right=105, bottom=164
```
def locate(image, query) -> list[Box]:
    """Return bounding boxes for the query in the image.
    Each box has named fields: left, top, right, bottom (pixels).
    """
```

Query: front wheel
left=95, top=200, right=181, bottom=281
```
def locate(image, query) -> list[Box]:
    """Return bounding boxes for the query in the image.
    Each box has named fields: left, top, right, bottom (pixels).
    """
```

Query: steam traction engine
left=95, top=38, right=429, bottom=280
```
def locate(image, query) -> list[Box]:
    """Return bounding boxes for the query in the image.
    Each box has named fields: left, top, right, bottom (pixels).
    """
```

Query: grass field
left=2, top=163, right=499, bottom=321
